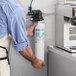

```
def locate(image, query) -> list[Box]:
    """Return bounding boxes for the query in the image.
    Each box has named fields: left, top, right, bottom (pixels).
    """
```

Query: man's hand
left=32, top=58, right=45, bottom=69
left=26, top=24, right=37, bottom=36
left=9, top=34, right=12, bottom=40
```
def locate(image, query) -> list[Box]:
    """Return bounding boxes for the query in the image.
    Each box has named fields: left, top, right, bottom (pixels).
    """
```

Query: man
left=0, top=0, right=45, bottom=76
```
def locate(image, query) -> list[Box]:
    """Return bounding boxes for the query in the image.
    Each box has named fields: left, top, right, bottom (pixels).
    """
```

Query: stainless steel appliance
left=55, top=5, right=76, bottom=53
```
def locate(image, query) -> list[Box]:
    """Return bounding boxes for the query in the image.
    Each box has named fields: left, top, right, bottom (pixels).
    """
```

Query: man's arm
left=19, top=46, right=45, bottom=68
left=8, top=24, right=45, bottom=68
left=8, top=35, right=45, bottom=68
left=19, top=46, right=36, bottom=62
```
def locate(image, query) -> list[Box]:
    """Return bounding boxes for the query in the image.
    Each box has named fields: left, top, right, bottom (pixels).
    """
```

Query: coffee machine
left=55, top=5, right=76, bottom=53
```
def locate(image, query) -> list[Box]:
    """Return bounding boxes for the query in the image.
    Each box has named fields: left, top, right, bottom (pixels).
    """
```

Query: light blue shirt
left=0, top=0, right=30, bottom=51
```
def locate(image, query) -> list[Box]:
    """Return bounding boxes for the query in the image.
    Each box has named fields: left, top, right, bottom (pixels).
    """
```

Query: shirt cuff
left=14, top=41, right=30, bottom=51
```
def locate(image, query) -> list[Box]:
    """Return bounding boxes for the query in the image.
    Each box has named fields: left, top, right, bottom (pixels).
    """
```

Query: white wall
left=9, top=0, right=57, bottom=76
left=18, top=0, right=56, bottom=13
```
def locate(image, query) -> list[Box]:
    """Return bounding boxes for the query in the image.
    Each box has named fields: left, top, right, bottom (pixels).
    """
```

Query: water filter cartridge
left=35, top=21, right=45, bottom=61
left=35, top=41, right=44, bottom=61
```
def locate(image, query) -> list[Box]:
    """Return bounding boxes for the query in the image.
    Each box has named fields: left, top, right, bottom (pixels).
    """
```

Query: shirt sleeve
left=8, top=7, right=30, bottom=51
